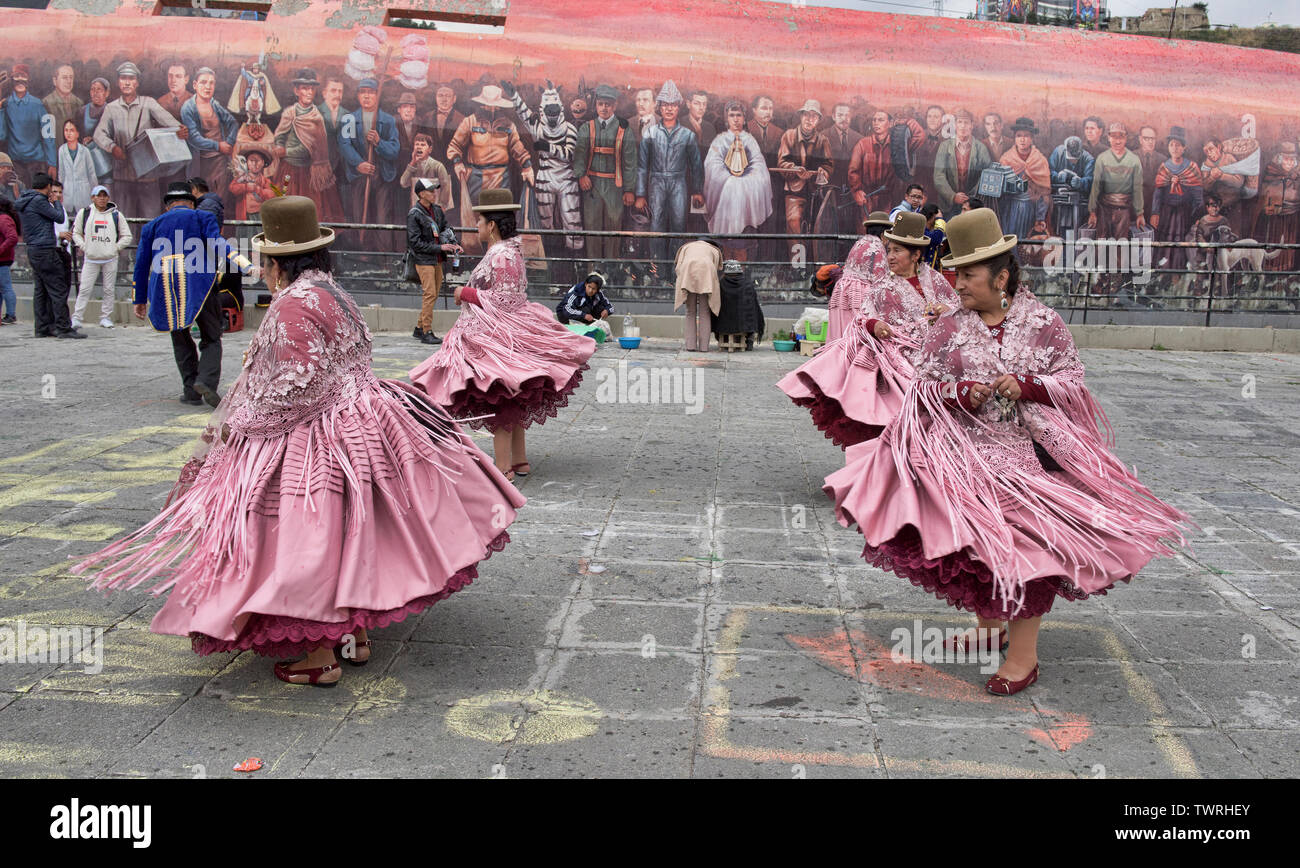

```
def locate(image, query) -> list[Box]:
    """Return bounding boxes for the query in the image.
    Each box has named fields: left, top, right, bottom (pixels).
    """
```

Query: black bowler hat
left=162, top=181, right=197, bottom=205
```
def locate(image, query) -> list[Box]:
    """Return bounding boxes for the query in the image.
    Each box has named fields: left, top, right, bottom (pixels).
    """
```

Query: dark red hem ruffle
left=863, top=526, right=1121, bottom=621
left=189, top=530, right=511, bottom=657
left=791, top=390, right=883, bottom=451
left=447, top=363, right=588, bottom=433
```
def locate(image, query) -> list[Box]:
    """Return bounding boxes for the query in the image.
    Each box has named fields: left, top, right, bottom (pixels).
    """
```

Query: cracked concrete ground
left=1, top=324, right=1298, bottom=778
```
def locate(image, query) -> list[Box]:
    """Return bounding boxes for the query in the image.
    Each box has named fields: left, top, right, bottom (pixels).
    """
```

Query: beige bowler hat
left=252, top=195, right=335, bottom=255
left=939, top=207, right=1017, bottom=269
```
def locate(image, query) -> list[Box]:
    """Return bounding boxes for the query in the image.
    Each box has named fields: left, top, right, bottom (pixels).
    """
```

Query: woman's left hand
left=989, top=374, right=1022, bottom=401
left=924, top=303, right=949, bottom=321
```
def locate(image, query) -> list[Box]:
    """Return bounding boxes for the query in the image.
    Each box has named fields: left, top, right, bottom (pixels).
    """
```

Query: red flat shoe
left=335, top=638, right=372, bottom=667
left=511, top=462, right=531, bottom=477
left=274, top=660, right=341, bottom=687
left=985, top=664, right=1039, bottom=696
left=944, top=628, right=1008, bottom=655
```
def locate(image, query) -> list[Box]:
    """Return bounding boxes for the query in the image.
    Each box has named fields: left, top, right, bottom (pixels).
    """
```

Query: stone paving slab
left=0, top=324, right=1298, bottom=777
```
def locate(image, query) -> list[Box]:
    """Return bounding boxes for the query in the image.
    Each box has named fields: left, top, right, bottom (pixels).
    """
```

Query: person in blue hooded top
left=133, top=181, right=255, bottom=407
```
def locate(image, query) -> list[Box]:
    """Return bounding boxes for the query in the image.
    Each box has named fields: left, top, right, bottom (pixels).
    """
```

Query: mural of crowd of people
left=2, top=32, right=1297, bottom=300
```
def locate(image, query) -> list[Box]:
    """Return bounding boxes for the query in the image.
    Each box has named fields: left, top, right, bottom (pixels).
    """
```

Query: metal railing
left=14, top=220, right=1299, bottom=324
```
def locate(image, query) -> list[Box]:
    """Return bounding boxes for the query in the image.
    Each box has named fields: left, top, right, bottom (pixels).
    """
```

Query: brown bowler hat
left=253, top=195, right=335, bottom=255
left=883, top=211, right=931, bottom=248
left=471, top=187, right=522, bottom=212
left=863, top=210, right=892, bottom=228
left=940, top=207, right=1017, bottom=269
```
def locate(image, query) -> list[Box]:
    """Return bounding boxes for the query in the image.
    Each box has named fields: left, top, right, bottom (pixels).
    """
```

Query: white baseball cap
left=91, top=185, right=110, bottom=197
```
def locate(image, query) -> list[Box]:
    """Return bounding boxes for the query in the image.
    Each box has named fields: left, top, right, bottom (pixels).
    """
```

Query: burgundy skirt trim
left=864, top=526, right=1122, bottom=621
left=447, top=363, right=589, bottom=433
left=791, top=389, right=883, bottom=451
left=189, top=531, right=511, bottom=657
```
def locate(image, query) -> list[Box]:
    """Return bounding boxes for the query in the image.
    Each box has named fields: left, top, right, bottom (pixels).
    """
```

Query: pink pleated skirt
left=76, top=380, right=526, bottom=656
left=411, top=301, right=595, bottom=433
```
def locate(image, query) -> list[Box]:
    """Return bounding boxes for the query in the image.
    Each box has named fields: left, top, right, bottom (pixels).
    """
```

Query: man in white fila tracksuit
left=72, top=185, right=133, bottom=329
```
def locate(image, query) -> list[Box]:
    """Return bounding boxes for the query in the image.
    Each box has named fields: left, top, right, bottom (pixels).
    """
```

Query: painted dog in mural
left=503, top=78, right=583, bottom=252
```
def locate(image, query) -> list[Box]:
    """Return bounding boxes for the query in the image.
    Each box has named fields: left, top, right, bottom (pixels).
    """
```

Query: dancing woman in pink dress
left=824, top=210, right=891, bottom=342
left=824, top=209, right=1189, bottom=695
left=409, top=188, right=596, bottom=481
left=74, top=196, right=524, bottom=687
left=778, top=211, right=957, bottom=450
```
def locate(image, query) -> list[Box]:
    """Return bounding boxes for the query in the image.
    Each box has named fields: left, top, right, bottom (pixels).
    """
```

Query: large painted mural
left=1, top=0, right=1298, bottom=273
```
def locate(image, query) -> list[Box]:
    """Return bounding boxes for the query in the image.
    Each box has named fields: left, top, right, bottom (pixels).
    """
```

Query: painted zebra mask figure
left=504, top=79, right=583, bottom=252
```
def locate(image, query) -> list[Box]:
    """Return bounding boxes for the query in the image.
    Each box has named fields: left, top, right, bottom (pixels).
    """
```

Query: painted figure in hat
left=1047, top=135, right=1094, bottom=235
left=129, top=180, right=255, bottom=403
left=227, top=58, right=279, bottom=123
left=272, top=68, right=344, bottom=224
left=996, top=117, right=1051, bottom=239
left=574, top=83, right=637, bottom=266
left=824, top=207, right=1189, bottom=698
left=780, top=210, right=957, bottom=439
left=502, top=79, right=582, bottom=253
left=93, top=61, right=187, bottom=220
left=339, top=76, right=400, bottom=243
left=1150, top=125, right=1204, bottom=271
left=228, top=146, right=274, bottom=220
left=409, top=187, right=596, bottom=482
left=1253, top=141, right=1300, bottom=272
left=447, top=83, right=535, bottom=243
left=390, top=91, right=427, bottom=226
left=76, top=194, right=524, bottom=689
left=635, top=80, right=705, bottom=264
left=777, top=99, right=834, bottom=259
left=935, top=109, right=993, bottom=220
left=703, top=101, right=771, bottom=261
left=182, top=67, right=239, bottom=216
left=1088, top=121, right=1146, bottom=241
left=0, top=63, right=56, bottom=188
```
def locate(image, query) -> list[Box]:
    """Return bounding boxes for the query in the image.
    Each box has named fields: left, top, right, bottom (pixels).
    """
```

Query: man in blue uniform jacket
left=133, top=181, right=254, bottom=407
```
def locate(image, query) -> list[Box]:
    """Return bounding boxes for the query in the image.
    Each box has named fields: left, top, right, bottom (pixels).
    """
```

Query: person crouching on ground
left=556, top=272, right=614, bottom=339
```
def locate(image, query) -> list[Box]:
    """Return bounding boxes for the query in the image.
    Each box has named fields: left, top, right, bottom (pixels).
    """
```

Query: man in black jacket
left=17, top=173, right=85, bottom=338
left=191, top=175, right=242, bottom=319
left=407, top=177, right=460, bottom=345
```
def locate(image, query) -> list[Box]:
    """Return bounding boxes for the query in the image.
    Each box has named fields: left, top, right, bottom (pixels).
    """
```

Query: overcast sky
left=792, top=0, right=1300, bottom=28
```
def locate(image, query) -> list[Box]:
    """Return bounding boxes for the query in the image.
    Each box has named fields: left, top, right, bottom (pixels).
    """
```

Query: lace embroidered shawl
left=884, top=290, right=1188, bottom=607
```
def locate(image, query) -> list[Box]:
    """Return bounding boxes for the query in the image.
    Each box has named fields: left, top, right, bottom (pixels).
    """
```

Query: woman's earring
left=999, top=288, right=1009, bottom=310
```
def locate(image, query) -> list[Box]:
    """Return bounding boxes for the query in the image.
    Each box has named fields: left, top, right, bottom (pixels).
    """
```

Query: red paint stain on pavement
left=785, top=628, right=1093, bottom=751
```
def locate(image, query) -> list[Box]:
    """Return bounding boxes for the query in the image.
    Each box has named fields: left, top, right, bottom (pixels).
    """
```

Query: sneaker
left=71, top=318, right=83, bottom=330
left=420, top=331, right=442, bottom=345
left=179, top=394, right=204, bottom=406
left=412, top=326, right=425, bottom=339
left=99, top=317, right=115, bottom=329
left=57, top=329, right=87, bottom=339
left=1, top=315, right=15, bottom=324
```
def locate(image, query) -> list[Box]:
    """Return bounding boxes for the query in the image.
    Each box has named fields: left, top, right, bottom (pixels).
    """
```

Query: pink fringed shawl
left=74, top=271, right=470, bottom=603
left=885, top=290, right=1190, bottom=612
